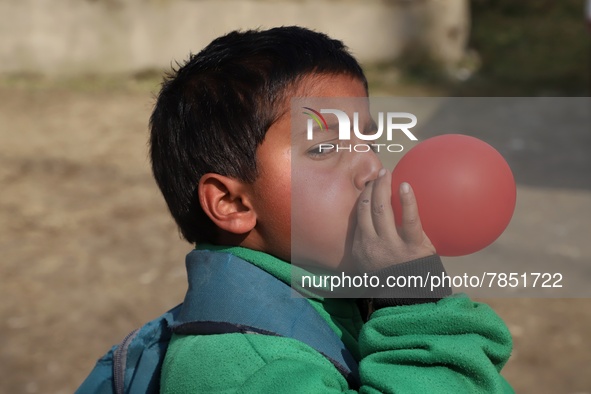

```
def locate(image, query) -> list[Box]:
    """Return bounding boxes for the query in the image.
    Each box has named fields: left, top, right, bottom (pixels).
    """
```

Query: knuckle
left=372, top=203, right=385, bottom=216
left=358, top=198, right=370, bottom=210
left=404, top=216, right=419, bottom=226
left=354, top=240, right=377, bottom=262
left=365, top=239, right=386, bottom=260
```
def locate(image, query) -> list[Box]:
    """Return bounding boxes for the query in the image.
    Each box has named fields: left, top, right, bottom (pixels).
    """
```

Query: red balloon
left=391, top=134, right=516, bottom=257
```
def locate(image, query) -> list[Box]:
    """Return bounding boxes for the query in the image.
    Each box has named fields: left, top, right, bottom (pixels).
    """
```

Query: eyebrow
left=293, top=118, right=378, bottom=140
left=293, top=121, right=339, bottom=138
left=323, top=122, right=341, bottom=131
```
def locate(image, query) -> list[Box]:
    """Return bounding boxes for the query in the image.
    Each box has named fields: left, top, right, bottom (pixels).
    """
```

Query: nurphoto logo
left=303, top=107, right=418, bottom=153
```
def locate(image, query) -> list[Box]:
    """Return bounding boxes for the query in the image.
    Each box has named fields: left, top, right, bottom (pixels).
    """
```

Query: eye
left=306, top=143, right=336, bottom=157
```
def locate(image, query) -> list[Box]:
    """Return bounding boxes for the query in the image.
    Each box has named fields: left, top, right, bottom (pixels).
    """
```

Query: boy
left=148, top=26, right=513, bottom=393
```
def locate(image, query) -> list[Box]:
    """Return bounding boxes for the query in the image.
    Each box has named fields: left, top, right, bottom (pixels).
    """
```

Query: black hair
left=149, top=26, right=367, bottom=244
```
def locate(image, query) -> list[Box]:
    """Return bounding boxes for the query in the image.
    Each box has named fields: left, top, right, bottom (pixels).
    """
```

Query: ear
left=198, top=173, right=256, bottom=236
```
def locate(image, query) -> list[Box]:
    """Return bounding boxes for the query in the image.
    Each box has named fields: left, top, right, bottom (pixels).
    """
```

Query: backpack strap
left=75, top=250, right=360, bottom=394
left=171, top=250, right=360, bottom=388
left=75, top=304, right=183, bottom=394
left=113, top=304, right=182, bottom=394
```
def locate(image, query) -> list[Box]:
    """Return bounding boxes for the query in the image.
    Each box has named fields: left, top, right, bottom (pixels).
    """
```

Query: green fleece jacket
left=160, top=246, right=514, bottom=393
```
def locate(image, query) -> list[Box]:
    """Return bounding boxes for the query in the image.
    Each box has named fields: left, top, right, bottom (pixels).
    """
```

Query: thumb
left=398, top=182, right=425, bottom=244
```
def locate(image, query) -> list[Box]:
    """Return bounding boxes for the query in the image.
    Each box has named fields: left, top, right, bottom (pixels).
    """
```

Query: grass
left=368, top=0, right=590, bottom=97
left=460, top=0, right=590, bottom=96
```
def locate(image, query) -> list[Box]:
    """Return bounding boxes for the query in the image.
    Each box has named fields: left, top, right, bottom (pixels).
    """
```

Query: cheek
left=291, top=183, right=357, bottom=269
left=292, top=167, right=354, bottom=214
left=268, top=172, right=291, bottom=228
left=291, top=167, right=357, bottom=247
left=257, top=151, right=292, bottom=234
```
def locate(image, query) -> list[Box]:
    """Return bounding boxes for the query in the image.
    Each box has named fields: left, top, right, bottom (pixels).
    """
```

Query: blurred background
left=1, top=0, right=590, bottom=393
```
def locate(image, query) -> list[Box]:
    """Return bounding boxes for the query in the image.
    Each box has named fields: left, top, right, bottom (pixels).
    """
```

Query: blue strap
left=75, top=306, right=181, bottom=394
left=172, top=250, right=360, bottom=387
left=75, top=250, right=360, bottom=394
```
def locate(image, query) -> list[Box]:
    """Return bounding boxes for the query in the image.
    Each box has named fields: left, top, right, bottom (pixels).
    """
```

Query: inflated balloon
left=391, top=134, right=516, bottom=257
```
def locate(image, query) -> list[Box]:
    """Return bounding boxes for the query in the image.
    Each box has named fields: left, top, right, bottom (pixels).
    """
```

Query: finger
left=356, top=180, right=378, bottom=238
left=398, top=182, right=425, bottom=244
left=370, top=168, right=397, bottom=238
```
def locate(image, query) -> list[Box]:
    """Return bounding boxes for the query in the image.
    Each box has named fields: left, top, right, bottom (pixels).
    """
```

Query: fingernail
left=378, top=168, right=386, bottom=177
left=401, top=182, right=410, bottom=194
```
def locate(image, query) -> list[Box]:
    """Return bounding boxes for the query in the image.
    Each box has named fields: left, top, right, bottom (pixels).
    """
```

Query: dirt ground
left=1, top=80, right=590, bottom=394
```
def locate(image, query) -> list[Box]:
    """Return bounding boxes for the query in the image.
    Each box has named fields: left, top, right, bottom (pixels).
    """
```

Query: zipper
left=113, top=328, right=140, bottom=394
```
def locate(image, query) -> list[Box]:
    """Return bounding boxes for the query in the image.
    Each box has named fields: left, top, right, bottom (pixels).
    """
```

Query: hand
left=352, top=168, right=436, bottom=273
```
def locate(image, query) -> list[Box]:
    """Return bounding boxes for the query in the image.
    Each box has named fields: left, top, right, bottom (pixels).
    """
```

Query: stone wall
left=0, top=0, right=469, bottom=75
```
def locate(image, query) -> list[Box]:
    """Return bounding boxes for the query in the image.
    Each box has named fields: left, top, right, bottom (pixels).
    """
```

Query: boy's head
left=150, top=26, right=369, bottom=255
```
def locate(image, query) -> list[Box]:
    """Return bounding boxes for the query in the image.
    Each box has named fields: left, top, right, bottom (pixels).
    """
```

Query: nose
left=352, top=148, right=383, bottom=190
